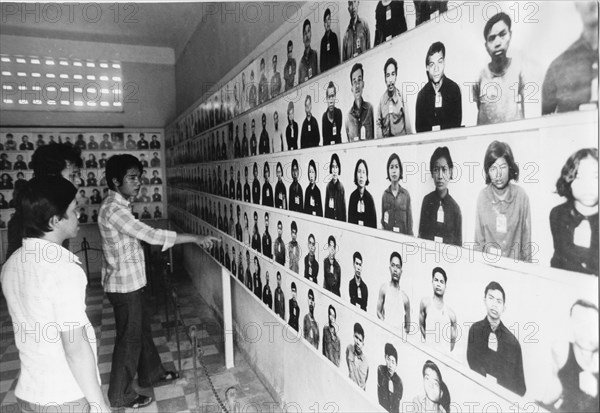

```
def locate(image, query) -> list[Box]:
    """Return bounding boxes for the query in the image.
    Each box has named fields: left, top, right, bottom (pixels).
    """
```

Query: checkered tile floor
left=0, top=271, right=279, bottom=412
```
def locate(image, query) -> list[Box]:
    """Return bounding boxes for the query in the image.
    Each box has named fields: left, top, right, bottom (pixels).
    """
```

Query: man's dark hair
left=30, top=143, right=83, bottom=176
left=430, top=147, right=454, bottom=179
left=353, top=322, right=364, bottom=339
left=328, top=304, right=336, bottom=318
left=425, top=42, right=446, bottom=66
left=353, top=251, right=362, bottom=263
left=291, top=220, right=297, bottom=232
left=20, top=176, right=77, bottom=238
left=384, top=57, right=398, bottom=76
left=328, top=235, right=336, bottom=248
left=303, top=18, right=311, bottom=32
left=350, top=63, right=364, bottom=83
left=432, top=267, right=447, bottom=282
left=105, top=154, right=143, bottom=191
left=384, top=343, right=398, bottom=361
left=484, top=12, right=511, bottom=39
left=390, top=251, right=402, bottom=267
left=484, top=281, right=506, bottom=303
left=324, top=8, right=331, bottom=21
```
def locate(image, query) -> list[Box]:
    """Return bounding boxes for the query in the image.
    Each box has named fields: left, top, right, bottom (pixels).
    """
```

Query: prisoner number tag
left=488, top=332, right=498, bottom=352
left=574, top=219, right=591, bottom=248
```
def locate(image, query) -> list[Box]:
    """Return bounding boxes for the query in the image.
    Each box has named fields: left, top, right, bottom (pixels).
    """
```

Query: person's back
left=1, top=175, right=109, bottom=412
left=2, top=239, right=97, bottom=404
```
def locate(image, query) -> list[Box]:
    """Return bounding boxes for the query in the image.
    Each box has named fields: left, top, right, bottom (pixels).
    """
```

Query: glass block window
left=0, top=55, right=123, bottom=112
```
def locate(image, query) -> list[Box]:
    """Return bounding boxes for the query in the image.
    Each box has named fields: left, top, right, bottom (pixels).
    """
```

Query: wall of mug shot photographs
left=166, top=110, right=597, bottom=411
left=0, top=128, right=167, bottom=265
left=164, top=2, right=598, bottom=413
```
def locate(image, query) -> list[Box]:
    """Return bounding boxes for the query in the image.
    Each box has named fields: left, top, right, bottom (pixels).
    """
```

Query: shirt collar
left=383, top=88, right=400, bottom=105
left=433, top=189, right=451, bottom=205
left=351, top=99, right=369, bottom=117
left=485, top=183, right=515, bottom=204
left=22, top=237, right=81, bottom=265
left=482, top=316, right=505, bottom=334
left=109, top=189, right=131, bottom=207
left=349, top=16, right=363, bottom=30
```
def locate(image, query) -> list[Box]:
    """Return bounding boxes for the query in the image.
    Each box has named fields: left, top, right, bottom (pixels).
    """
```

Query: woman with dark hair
left=324, top=153, right=346, bottom=221
left=419, top=147, right=462, bottom=245
left=0, top=173, right=13, bottom=189
left=0, top=192, right=8, bottom=209
left=304, top=160, right=323, bottom=217
left=252, top=162, right=261, bottom=204
left=412, top=360, right=450, bottom=413
left=550, top=148, right=598, bottom=274
left=381, top=153, right=412, bottom=234
left=253, top=256, right=262, bottom=300
left=85, top=153, right=98, bottom=169
left=262, top=162, right=274, bottom=207
left=274, top=162, right=287, bottom=209
left=348, top=159, right=377, bottom=228
left=540, top=300, right=598, bottom=412
left=475, top=141, right=531, bottom=261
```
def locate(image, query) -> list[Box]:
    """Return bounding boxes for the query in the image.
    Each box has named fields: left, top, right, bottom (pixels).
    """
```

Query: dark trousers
left=106, top=288, right=165, bottom=407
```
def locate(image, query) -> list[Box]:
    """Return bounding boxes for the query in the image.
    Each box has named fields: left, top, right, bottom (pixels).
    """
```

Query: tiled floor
left=0, top=271, right=279, bottom=413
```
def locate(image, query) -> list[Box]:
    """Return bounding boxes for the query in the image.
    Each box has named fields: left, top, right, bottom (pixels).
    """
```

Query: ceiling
left=0, top=2, right=208, bottom=58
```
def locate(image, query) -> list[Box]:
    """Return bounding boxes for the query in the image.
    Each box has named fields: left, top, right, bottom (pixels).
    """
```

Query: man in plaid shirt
left=99, top=154, right=216, bottom=409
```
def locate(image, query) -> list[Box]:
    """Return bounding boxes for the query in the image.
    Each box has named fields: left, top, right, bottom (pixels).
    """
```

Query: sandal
left=123, top=394, right=153, bottom=409
left=158, top=370, right=179, bottom=383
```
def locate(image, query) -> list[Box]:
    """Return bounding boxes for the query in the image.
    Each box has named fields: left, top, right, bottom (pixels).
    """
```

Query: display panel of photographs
left=169, top=2, right=598, bottom=148
left=168, top=181, right=596, bottom=412
left=0, top=130, right=166, bottom=226
left=166, top=116, right=598, bottom=410
left=164, top=2, right=598, bottom=412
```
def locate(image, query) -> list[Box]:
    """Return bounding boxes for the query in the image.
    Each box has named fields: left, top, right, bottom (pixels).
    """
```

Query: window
left=0, top=54, right=123, bottom=112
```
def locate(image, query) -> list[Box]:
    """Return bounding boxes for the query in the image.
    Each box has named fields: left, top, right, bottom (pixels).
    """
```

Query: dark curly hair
left=556, top=148, right=598, bottom=201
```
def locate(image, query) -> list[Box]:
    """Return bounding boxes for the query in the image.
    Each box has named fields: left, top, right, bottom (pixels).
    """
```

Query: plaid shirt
left=99, top=190, right=176, bottom=293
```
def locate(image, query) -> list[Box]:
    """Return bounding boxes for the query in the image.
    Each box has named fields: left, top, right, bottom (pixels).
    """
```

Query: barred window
left=0, top=54, right=123, bottom=111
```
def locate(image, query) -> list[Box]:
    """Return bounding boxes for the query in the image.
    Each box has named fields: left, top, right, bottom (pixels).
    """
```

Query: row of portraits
left=0, top=168, right=162, bottom=191
left=0, top=132, right=162, bottom=152
left=167, top=136, right=599, bottom=275
left=0, top=152, right=162, bottom=172
left=170, top=2, right=597, bottom=147
left=167, top=207, right=599, bottom=413
left=71, top=204, right=163, bottom=225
